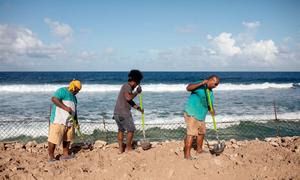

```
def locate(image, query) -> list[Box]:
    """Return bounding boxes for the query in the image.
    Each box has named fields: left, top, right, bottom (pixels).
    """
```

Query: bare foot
left=126, top=147, right=133, bottom=152
left=196, top=149, right=203, bottom=154
left=118, top=143, right=126, bottom=154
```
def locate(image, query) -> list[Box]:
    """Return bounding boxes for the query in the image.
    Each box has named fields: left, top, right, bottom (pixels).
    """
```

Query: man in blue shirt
left=184, top=75, right=220, bottom=159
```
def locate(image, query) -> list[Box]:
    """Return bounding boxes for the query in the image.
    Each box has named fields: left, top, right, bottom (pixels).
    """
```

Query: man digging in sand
left=48, top=79, right=82, bottom=162
left=184, top=75, right=220, bottom=159
left=113, top=70, right=144, bottom=153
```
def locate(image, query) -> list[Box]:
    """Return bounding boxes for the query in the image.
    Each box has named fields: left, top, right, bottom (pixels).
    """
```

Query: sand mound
left=1, top=137, right=299, bottom=180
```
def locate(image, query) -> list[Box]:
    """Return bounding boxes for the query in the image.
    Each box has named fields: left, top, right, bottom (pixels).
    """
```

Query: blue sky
left=0, top=0, right=299, bottom=71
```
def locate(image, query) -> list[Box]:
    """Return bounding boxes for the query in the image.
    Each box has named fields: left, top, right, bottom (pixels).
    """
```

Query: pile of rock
left=0, top=141, right=48, bottom=153
left=224, top=139, right=248, bottom=149
left=264, top=136, right=299, bottom=152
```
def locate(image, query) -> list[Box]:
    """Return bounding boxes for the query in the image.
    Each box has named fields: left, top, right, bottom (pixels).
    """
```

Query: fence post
left=102, top=113, right=108, bottom=142
left=273, top=101, right=280, bottom=137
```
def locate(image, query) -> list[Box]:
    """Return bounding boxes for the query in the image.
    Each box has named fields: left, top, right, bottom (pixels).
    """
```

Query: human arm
left=51, top=97, right=73, bottom=113
left=186, top=80, right=208, bottom=92
left=127, top=100, right=144, bottom=113
left=124, top=85, right=143, bottom=113
left=124, top=85, right=142, bottom=101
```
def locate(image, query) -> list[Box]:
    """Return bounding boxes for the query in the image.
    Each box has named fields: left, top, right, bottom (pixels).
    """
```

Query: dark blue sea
left=0, top=72, right=299, bottom=139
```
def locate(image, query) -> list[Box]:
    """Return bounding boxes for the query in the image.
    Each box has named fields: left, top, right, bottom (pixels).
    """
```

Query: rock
left=15, top=143, right=25, bottom=149
left=270, top=142, right=279, bottom=147
left=265, top=137, right=273, bottom=142
left=37, top=142, right=48, bottom=149
left=236, top=141, right=242, bottom=146
left=151, top=142, right=162, bottom=148
left=5, top=157, right=13, bottom=162
left=174, top=147, right=182, bottom=156
left=225, top=141, right=231, bottom=146
left=94, top=140, right=107, bottom=149
left=25, top=141, right=37, bottom=148
left=283, top=136, right=293, bottom=142
left=136, top=147, right=143, bottom=152
left=0, top=142, right=5, bottom=150
left=151, top=142, right=158, bottom=148
left=232, top=144, right=239, bottom=149
left=106, top=143, right=118, bottom=148
left=4, top=143, right=14, bottom=149
left=193, top=164, right=200, bottom=169
left=230, top=139, right=237, bottom=144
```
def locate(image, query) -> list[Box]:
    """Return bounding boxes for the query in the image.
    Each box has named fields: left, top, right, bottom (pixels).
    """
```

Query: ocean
left=0, top=72, right=300, bottom=141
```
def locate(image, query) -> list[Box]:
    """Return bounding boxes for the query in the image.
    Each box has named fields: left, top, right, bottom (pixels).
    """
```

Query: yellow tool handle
left=206, top=89, right=217, bottom=131
left=139, top=94, right=145, bottom=129
left=69, top=115, right=83, bottom=138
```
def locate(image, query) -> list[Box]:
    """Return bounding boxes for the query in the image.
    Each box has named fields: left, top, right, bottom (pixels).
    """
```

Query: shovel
left=206, top=89, right=225, bottom=156
left=139, top=94, right=151, bottom=150
left=68, top=115, right=92, bottom=150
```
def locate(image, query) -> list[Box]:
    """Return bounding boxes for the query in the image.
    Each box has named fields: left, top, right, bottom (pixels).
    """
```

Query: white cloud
left=243, top=21, right=260, bottom=29
left=243, top=40, right=278, bottom=63
left=44, top=18, right=73, bottom=41
left=207, top=32, right=279, bottom=64
left=0, top=24, right=65, bottom=62
left=209, top=32, right=241, bottom=56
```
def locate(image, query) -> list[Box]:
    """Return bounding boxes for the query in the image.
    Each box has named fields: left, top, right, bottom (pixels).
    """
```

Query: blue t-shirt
left=50, top=87, right=77, bottom=126
left=184, top=83, right=214, bottom=121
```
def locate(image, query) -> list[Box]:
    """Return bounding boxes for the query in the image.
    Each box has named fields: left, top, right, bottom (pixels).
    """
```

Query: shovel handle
left=206, top=89, right=217, bottom=131
left=139, top=94, right=145, bottom=129
left=69, top=115, right=84, bottom=139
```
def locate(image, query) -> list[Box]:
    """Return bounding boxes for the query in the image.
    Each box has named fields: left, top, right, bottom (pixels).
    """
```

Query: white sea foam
left=0, top=82, right=298, bottom=93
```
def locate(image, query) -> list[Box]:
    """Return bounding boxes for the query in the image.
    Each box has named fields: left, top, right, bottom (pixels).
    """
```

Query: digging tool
left=139, top=94, right=151, bottom=150
left=68, top=114, right=92, bottom=150
left=206, top=88, right=225, bottom=155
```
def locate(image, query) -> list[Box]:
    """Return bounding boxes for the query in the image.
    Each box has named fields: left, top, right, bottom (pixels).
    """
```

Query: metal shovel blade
left=210, top=141, right=226, bottom=155
left=140, top=139, right=151, bottom=150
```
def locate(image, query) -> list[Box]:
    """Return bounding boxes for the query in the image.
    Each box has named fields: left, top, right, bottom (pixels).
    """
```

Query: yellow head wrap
left=68, top=80, right=82, bottom=92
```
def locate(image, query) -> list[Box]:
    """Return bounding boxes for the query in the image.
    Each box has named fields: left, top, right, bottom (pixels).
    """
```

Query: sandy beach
left=1, top=136, right=299, bottom=180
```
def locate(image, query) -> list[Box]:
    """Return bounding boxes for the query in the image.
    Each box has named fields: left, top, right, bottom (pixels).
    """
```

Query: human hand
left=136, top=85, right=142, bottom=94
left=210, top=109, right=215, bottom=116
left=202, top=80, right=208, bottom=85
left=65, top=107, right=73, bottom=114
left=137, top=106, right=144, bottom=113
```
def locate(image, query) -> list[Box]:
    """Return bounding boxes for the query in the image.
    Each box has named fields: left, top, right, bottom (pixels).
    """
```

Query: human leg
left=62, top=141, right=71, bottom=156
left=184, top=113, right=198, bottom=159
left=196, top=134, right=204, bottom=153
left=126, top=131, right=134, bottom=151
left=48, top=142, right=56, bottom=160
left=196, top=121, right=206, bottom=154
left=184, top=135, right=193, bottom=159
left=117, top=131, right=125, bottom=153
left=48, top=123, right=64, bottom=160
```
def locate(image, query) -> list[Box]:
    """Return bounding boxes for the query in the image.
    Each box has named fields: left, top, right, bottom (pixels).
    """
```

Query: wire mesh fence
left=1, top=116, right=300, bottom=144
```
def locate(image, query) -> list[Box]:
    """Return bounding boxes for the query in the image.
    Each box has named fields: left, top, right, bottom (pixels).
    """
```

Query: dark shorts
left=114, top=115, right=136, bottom=132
